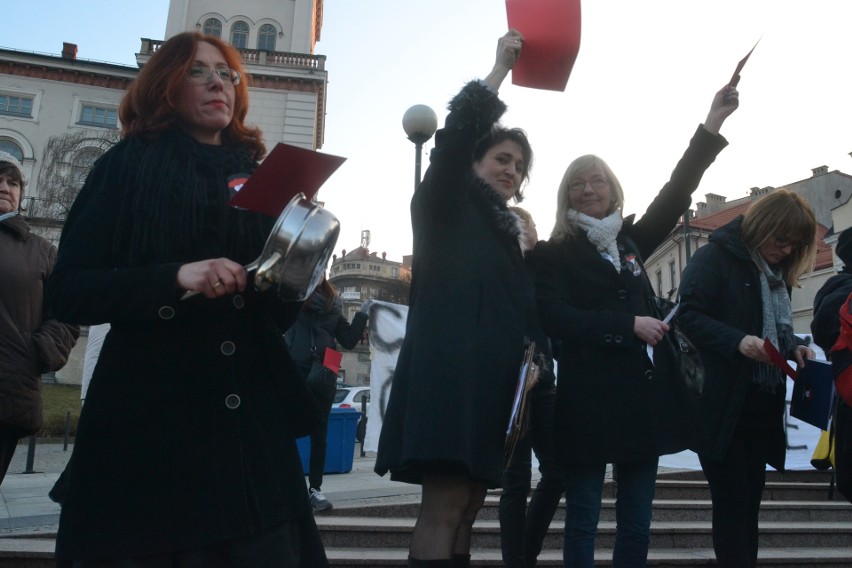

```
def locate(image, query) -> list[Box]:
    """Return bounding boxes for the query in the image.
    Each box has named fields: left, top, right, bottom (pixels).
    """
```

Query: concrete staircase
left=317, top=470, right=852, bottom=567
left=1, top=470, right=851, bottom=567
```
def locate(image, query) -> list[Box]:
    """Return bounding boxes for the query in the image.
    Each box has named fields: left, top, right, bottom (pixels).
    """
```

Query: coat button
left=220, top=341, right=236, bottom=356
left=614, top=335, right=623, bottom=343
left=604, top=334, right=613, bottom=343
left=158, top=306, right=175, bottom=320
left=225, top=394, right=241, bottom=409
left=644, top=369, right=654, bottom=380
left=617, top=289, right=628, bottom=300
left=232, top=295, right=245, bottom=309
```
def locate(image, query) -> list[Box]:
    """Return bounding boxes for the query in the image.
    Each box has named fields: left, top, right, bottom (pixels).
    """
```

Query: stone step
left=322, top=546, right=852, bottom=567
left=3, top=541, right=851, bottom=568
left=313, top=517, right=852, bottom=551
left=331, top=496, right=852, bottom=523
left=635, top=479, right=843, bottom=501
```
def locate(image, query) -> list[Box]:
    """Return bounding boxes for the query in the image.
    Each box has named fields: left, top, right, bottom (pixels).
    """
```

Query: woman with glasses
left=47, top=32, right=328, bottom=566
left=533, top=83, right=739, bottom=567
left=678, top=189, right=816, bottom=566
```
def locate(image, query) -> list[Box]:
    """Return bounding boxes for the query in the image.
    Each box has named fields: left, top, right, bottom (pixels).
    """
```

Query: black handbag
left=652, top=296, right=705, bottom=398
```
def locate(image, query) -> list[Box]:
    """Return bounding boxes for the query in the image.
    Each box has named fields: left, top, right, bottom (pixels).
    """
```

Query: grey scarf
left=567, top=209, right=623, bottom=270
left=753, top=253, right=796, bottom=393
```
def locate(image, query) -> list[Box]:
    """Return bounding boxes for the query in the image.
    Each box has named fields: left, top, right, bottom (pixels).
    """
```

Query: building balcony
left=138, top=39, right=326, bottom=72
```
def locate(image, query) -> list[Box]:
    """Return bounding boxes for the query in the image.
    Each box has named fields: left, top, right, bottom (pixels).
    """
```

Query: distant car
left=332, top=386, right=370, bottom=414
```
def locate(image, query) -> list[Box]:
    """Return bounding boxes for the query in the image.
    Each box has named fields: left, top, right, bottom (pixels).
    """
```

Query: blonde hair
left=550, top=155, right=625, bottom=242
left=741, top=189, right=817, bottom=287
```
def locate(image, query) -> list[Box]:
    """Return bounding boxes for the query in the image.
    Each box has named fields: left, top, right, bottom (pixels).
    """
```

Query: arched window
left=0, top=139, right=23, bottom=162
left=258, top=24, right=277, bottom=51
left=230, top=21, right=249, bottom=49
left=202, top=18, right=222, bottom=38
left=70, top=147, right=103, bottom=188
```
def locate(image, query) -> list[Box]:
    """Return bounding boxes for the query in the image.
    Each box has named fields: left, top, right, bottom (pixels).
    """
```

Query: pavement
left=0, top=441, right=432, bottom=536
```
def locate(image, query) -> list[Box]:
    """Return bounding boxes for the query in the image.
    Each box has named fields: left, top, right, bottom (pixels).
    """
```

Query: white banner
left=363, top=301, right=409, bottom=452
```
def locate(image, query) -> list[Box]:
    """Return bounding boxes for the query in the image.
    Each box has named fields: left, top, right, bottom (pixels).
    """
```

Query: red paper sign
left=323, top=347, right=343, bottom=375
left=227, top=143, right=346, bottom=218
left=506, top=0, right=581, bottom=92
left=729, top=39, right=760, bottom=87
left=763, top=337, right=798, bottom=380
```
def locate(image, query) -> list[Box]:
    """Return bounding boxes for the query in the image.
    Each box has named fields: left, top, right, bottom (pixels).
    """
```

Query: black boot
left=408, top=557, right=454, bottom=567
left=453, top=553, right=471, bottom=567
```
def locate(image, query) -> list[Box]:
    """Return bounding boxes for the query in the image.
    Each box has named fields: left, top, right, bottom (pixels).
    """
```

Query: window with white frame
left=230, top=21, right=249, bottom=49
left=203, top=18, right=222, bottom=38
left=0, top=94, right=34, bottom=117
left=79, top=104, right=117, bottom=128
left=258, top=24, right=276, bottom=51
left=668, top=260, right=677, bottom=294
left=0, top=139, right=23, bottom=162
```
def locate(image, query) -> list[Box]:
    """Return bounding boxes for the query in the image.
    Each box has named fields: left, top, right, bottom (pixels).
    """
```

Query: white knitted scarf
left=567, top=209, right=623, bottom=270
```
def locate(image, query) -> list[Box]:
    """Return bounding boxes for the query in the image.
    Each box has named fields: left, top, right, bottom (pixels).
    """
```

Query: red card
left=729, top=38, right=760, bottom=87
left=506, top=0, right=581, bottom=92
left=227, top=143, right=346, bottom=218
left=763, top=337, right=798, bottom=380
left=322, top=347, right=343, bottom=375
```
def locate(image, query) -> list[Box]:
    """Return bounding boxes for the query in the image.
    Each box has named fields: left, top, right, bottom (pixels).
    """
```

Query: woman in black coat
left=679, top=189, right=817, bottom=567
left=47, top=32, right=327, bottom=567
left=534, top=84, right=738, bottom=567
left=285, top=276, right=368, bottom=511
left=375, top=30, right=533, bottom=567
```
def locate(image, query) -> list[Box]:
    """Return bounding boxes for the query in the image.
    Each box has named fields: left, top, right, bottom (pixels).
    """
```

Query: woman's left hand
left=793, top=344, right=816, bottom=368
left=703, top=84, right=739, bottom=134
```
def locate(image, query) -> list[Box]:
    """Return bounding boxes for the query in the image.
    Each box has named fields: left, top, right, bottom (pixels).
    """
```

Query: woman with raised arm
left=534, top=83, right=739, bottom=567
left=375, top=30, right=535, bottom=568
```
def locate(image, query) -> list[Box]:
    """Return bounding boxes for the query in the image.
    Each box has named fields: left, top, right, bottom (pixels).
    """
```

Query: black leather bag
left=652, top=296, right=705, bottom=398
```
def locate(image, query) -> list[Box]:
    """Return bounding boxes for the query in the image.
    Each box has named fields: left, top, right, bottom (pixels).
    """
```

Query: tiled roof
left=670, top=203, right=833, bottom=270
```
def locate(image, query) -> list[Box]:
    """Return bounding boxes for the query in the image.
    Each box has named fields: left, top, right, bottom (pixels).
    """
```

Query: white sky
left=5, top=1, right=852, bottom=261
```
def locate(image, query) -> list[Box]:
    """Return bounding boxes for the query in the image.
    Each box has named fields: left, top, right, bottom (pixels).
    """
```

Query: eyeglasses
left=569, top=177, right=609, bottom=192
left=186, top=66, right=241, bottom=86
left=772, top=237, right=808, bottom=250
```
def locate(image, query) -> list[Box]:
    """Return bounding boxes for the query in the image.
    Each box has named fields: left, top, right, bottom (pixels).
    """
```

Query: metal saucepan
left=182, top=193, right=340, bottom=301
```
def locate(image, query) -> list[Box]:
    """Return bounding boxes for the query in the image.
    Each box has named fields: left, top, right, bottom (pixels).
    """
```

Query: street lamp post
left=402, top=104, right=438, bottom=191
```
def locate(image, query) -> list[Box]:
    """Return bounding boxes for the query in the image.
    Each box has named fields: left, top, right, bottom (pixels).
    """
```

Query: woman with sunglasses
left=678, top=189, right=817, bottom=566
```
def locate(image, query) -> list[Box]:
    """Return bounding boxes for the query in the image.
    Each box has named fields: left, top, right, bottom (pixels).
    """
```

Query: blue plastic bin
left=296, top=407, right=360, bottom=474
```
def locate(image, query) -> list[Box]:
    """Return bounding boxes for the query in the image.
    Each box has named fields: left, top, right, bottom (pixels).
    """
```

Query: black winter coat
left=811, top=270, right=852, bottom=353
left=534, top=125, right=727, bottom=465
left=285, top=288, right=368, bottom=378
left=47, top=130, right=323, bottom=562
left=375, top=81, right=530, bottom=488
left=679, top=217, right=792, bottom=470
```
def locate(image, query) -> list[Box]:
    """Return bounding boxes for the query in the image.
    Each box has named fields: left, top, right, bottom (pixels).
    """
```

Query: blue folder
left=791, top=360, right=835, bottom=431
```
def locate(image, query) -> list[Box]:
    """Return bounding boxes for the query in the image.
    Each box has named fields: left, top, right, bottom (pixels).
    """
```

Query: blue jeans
left=562, top=458, right=658, bottom=568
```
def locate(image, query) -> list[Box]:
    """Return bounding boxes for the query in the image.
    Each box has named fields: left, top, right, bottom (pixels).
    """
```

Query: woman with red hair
left=48, top=32, right=327, bottom=566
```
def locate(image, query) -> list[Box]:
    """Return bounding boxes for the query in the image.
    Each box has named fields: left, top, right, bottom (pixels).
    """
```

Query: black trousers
left=499, top=385, right=564, bottom=567
left=0, top=424, right=26, bottom=485
left=699, top=421, right=770, bottom=568
left=306, top=371, right=337, bottom=490
left=56, top=516, right=328, bottom=568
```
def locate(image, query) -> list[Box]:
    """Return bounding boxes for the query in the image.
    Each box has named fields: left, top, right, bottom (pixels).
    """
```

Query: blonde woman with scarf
left=533, top=83, right=739, bottom=567
left=678, top=189, right=816, bottom=567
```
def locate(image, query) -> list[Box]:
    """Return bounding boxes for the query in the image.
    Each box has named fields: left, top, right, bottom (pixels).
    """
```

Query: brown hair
left=741, top=189, right=817, bottom=286
left=119, top=32, right=265, bottom=160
